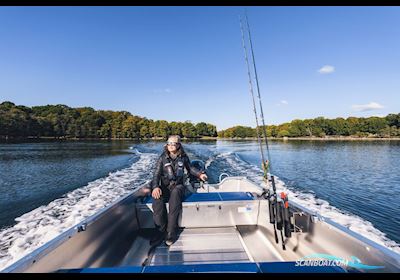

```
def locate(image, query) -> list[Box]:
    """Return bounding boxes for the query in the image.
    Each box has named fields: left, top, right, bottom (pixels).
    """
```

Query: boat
left=2, top=171, right=400, bottom=273
left=3, top=12, right=400, bottom=274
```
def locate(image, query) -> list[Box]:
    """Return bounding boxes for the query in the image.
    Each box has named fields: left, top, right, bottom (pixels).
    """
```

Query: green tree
left=154, top=120, right=170, bottom=139
left=110, top=111, right=130, bottom=138
left=206, top=123, right=217, bottom=137
left=169, top=121, right=183, bottom=137
left=98, top=120, right=112, bottom=138
left=364, top=117, right=388, bottom=134
left=3, top=100, right=399, bottom=140
left=195, top=122, right=208, bottom=136
left=277, top=129, right=289, bottom=137
left=182, top=121, right=197, bottom=138
left=385, top=113, right=400, bottom=128
left=138, top=118, right=151, bottom=139
left=288, top=119, right=307, bottom=137
left=346, top=117, right=361, bottom=136
left=122, top=115, right=141, bottom=139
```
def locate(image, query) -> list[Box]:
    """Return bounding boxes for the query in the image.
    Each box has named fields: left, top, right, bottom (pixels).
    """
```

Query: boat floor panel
left=149, top=227, right=251, bottom=266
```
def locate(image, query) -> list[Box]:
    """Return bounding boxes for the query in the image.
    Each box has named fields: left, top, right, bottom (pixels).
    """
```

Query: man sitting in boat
left=150, top=135, right=208, bottom=246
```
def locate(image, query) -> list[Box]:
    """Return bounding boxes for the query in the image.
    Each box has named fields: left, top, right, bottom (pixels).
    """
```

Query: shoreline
left=216, top=137, right=400, bottom=141
left=2, top=136, right=400, bottom=142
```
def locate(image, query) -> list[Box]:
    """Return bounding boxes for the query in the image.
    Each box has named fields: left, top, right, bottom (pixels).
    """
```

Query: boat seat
left=137, top=191, right=259, bottom=228
left=141, top=191, right=255, bottom=204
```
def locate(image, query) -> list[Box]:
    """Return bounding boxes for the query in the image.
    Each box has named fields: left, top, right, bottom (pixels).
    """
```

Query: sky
left=0, top=6, right=399, bottom=130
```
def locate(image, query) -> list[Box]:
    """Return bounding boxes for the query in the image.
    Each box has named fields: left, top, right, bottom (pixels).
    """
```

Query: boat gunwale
left=230, top=176, right=400, bottom=262
left=1, top=181, right=149, bottom=272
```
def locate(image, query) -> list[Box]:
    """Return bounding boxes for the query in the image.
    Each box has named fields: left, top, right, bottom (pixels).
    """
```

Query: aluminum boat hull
left=2, top=177, right=400, bottom=273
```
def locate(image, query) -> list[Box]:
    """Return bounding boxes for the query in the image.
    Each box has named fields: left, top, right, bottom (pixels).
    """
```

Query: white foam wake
left=218, top=152, right=400, bottom=254
left=0, top=151, right=158, bottom=271
left=204, top=157, right=214, bottom=169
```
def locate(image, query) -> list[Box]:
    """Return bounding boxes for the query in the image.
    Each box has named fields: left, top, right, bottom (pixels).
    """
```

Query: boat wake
left=213, top=151, right=400, bottom=255
left=1, top=148, right=399, bottom=271
left=0, top=150, right=158, bottom=271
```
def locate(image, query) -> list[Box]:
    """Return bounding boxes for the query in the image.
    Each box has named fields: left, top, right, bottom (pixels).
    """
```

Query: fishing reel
left=267, top=175, right=294, bottom=250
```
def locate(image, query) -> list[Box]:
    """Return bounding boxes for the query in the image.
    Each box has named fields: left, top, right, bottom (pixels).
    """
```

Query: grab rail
left=219, top=173, right=230, bottom=183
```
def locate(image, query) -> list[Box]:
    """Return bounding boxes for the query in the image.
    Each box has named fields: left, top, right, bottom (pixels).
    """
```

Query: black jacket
left=150, top=151, right=202, bottom=190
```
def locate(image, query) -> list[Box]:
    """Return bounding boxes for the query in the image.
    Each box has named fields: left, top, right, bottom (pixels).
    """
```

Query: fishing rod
left=239, top=11, right=293, bottom=250
left=239, top=13, right=278, bottom=245
left=239, top=15, right=266, bottom=168
left=244, top=11, right=273, bottom=179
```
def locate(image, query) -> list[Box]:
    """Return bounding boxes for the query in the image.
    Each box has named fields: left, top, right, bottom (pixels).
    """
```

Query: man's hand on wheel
left=199, top=173, right=208, bottom=182
left=152, top=187, right=162, bottom=199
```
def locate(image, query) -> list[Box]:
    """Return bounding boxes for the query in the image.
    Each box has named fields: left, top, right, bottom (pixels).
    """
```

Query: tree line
left=218, top=114, right=400, bottom=138
left=2, top=101, right=399, bottom=140
left=0, top=101, right=217, bottom=139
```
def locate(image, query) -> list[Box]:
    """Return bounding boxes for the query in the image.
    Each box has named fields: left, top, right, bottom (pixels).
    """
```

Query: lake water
left=0, top=140, right=399, bottom=269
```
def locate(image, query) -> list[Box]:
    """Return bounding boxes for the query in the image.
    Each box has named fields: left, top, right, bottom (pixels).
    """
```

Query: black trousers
left=152, top=184, right=186, bottom=234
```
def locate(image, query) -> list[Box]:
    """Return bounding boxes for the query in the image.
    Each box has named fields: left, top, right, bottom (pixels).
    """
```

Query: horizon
left=1, top=7, right=399, bottom=130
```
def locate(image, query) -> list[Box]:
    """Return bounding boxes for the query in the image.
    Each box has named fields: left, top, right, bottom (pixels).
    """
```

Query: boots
left=165, top=231, right=177, bottom=246
left=150, top=230, right=166, bottom=246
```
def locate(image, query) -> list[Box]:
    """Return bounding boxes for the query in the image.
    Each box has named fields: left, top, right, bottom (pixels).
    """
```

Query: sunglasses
left=167, top=142, right=179, bottom=146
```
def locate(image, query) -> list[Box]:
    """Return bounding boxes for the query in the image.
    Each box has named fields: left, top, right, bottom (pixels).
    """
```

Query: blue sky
left=0, top=6, right=399, bottom=130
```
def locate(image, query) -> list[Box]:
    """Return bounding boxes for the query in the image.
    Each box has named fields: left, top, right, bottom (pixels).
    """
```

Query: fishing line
left=244, top=11, right=273, bottom=176
left=239, top=15, right=266, bottom=168
left=240, top=10, right=289, bottom=250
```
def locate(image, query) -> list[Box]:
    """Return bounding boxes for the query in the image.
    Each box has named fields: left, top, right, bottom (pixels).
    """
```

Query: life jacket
left=164, top=154, right=185, bottom=187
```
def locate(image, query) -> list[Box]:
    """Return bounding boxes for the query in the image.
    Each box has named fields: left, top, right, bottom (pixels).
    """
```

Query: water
left=0, top=140, right=399, bottom=269
left=0, top=141, right=137, bottom=227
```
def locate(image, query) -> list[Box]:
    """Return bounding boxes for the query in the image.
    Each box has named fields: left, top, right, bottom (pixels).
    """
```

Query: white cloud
left=318, top=65, right=335, bottom=74
left=351, top=102, right=384, bottom=112
left=153, top=88, right=172, bottom=94
left=276, top=100, right=288, bottom=106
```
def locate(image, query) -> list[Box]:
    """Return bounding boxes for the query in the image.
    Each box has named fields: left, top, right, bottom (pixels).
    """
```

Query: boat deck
left=56, top=225, right=348, bottom=273
left=149, top=227, right=251, bottom=266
